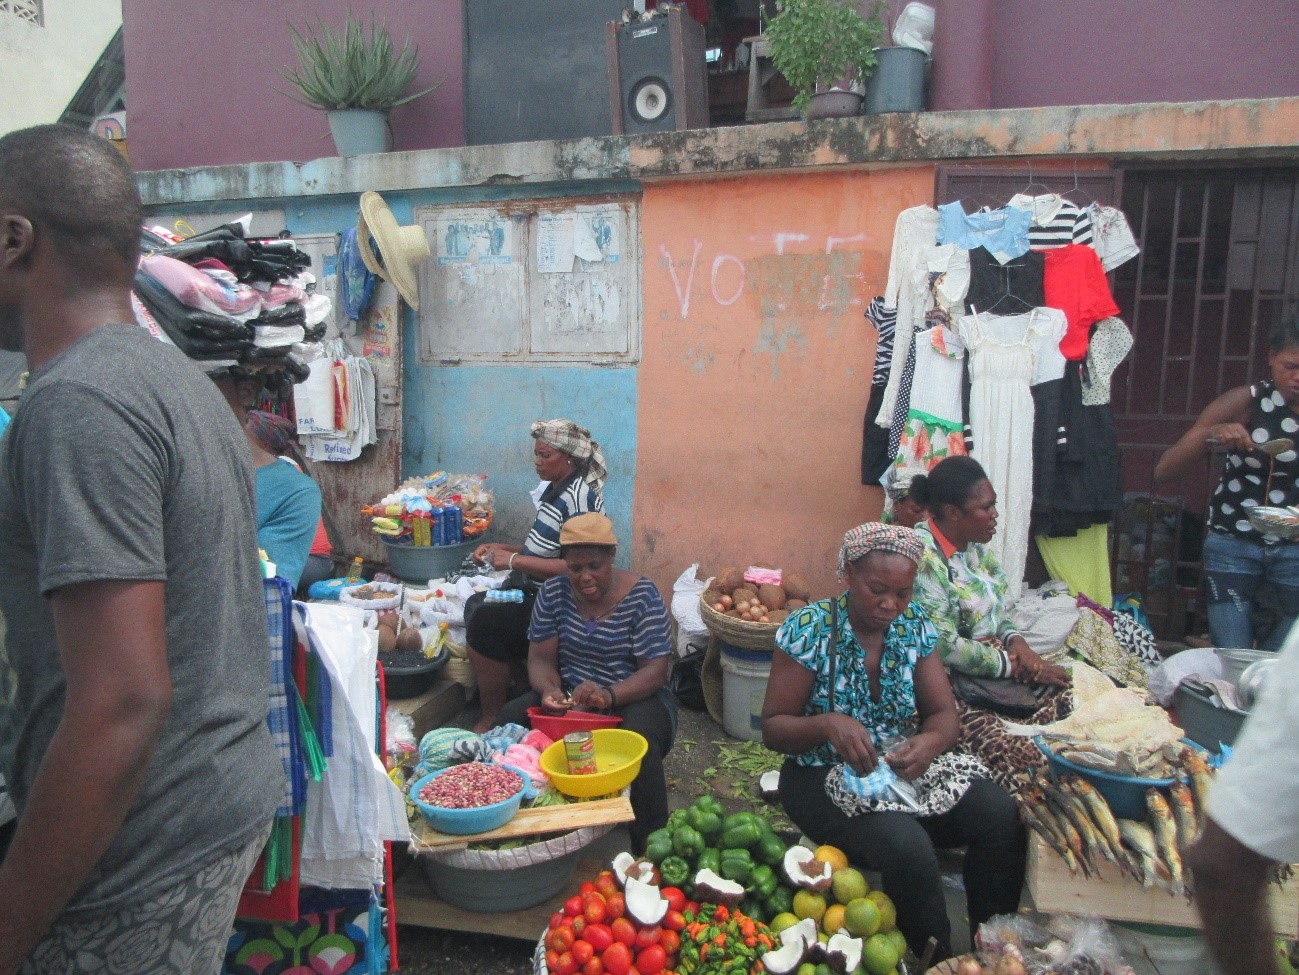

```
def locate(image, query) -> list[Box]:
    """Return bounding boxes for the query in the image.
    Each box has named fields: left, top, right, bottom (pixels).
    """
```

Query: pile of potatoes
left=703, top=566, right=812, bottom=626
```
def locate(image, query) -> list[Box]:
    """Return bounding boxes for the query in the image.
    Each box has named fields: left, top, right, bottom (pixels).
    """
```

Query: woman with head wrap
left=762, top=523, right=1025, bottom=962
left=467, top=419, right=607, bottom=732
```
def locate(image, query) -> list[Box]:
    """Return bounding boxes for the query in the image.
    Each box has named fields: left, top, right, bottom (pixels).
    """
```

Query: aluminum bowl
left=1247, top=505, right=1299, bottom=539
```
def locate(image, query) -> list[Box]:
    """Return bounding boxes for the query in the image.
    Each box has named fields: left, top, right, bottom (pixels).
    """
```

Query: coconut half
left=623, top=876, right=669, bottom=927
left=760, top=939, right=809, bottom=975
left=692, top=868, right=745, bottom=907
left=759, top=770, right=780, bottom=800
left=780, top=918, right=820, bottom=953
left=783, top=846, right=833, bottom=892
left=824, top=932, right=863, bottom=974
left=611, top=851, right=658, bottom=889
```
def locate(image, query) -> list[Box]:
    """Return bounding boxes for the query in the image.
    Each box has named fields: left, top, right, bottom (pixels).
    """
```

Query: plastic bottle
left=345, top=556, right=364, bottom=583
left=447, top=504, right=464, bottom=544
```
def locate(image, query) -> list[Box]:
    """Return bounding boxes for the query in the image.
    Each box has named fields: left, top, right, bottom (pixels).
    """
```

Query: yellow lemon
left=866, top=890, right=896, bottom=933
left=843, top=897, right=881, bottom=938
left=831, top=866, right=870, bottom=904
left=814, top=844, right=850, bottom=872
left=793, top=889, right=827, bottom=923
left=822, top=903, right=846, bottom=935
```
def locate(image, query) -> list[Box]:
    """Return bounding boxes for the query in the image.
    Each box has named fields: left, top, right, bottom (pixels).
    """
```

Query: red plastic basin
left=526, top=706, right=623, bottom=741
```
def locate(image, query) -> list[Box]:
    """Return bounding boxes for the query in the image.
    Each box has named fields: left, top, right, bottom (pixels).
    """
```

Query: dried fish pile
left=1019, top=747, right=1228, bottom=898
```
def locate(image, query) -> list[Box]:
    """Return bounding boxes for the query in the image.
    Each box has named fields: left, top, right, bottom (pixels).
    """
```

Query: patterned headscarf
left=246, top=410, right=299, bottom=457
left=884, top=470, right=917, bottom=503
left=837, top=522, right=924, bottom=578
left=531, top=419, right=607, bottom=493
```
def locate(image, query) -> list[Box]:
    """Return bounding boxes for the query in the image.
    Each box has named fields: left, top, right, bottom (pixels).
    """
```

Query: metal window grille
left=0, top=0, right=43, bottom=25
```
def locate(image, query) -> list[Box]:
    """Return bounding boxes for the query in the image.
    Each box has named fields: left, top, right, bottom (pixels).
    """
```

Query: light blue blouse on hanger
left=936, top=201, right=1031, bottom=265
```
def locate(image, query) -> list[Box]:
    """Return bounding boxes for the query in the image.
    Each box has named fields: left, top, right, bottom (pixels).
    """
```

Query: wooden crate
left=1027, top=835, right=1299, bottom=937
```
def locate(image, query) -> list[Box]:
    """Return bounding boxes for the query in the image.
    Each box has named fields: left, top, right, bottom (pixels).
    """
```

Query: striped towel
left=264, top=577, right=302, bottom=816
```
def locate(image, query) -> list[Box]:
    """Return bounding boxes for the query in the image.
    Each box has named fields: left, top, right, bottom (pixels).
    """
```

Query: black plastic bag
left=670, top=642, right=708, bottom=711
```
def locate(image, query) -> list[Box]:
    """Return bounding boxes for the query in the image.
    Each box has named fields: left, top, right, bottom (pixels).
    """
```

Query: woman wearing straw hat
left=496, top=513, right=675, bottom=850
left=466, top=419, right=607, bottom=732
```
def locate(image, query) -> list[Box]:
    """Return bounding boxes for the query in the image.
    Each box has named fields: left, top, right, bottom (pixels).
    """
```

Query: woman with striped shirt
left=467, top=419, right=606, bottom=732
left=498, top=514, right=675, bottom=850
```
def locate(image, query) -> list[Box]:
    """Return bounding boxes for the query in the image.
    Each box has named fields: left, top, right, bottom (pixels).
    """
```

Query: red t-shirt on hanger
left=1044, top=243, right=1120, bottom=361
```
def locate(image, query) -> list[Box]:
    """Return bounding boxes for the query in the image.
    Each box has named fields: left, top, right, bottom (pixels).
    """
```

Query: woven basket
left=698, top=595, right=779, bottom=652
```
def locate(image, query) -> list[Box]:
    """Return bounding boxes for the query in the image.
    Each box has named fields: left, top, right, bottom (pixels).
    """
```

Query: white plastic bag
left=1147, top=645, right=1222, bottom=706
left=891, top=2, right=935, bottom=55
left=671, top=564, right=710, bottom=652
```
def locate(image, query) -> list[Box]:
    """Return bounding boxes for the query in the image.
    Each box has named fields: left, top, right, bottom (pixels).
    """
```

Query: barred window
left=0, top=0, right=43, bottom=25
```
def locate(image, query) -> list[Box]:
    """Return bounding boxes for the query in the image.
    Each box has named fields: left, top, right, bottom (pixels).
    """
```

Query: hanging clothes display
left=964, top=247, right=1045, bottom=313
left=1082, top=317, right=1134, bottom=406
left=891, top=325, right=968, bottom=479
left=1086, top=204, right=1141, bottom=272
left=936, top=201, right=1032, bottom=264
left=862, top=297, right=897, bottom=484
left=1007, top=193, right=1094, bottom=250
left=1043, top=243, right=1120, bottom=360
left=959, top=311, right=1049, bottom=597
left=876, top=206, right=940, bottom=427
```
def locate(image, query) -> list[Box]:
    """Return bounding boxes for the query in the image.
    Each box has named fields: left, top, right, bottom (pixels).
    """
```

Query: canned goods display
left=563, top=730, right=598, bottom=775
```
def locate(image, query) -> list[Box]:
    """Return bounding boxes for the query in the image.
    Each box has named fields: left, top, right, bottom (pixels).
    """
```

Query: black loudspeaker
left=606, top=6, right=709, bottom=135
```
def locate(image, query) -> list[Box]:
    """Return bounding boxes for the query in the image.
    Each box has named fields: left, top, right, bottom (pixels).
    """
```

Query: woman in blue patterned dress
left=761, top=523, right=1025, bottom=961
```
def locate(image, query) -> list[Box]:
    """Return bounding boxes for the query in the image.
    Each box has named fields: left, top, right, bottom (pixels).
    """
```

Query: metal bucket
left=864, top=46, right=928, bottom=114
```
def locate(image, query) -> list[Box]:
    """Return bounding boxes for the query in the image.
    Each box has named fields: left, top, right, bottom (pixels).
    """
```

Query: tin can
left=563, top=730, right=598, bottom=775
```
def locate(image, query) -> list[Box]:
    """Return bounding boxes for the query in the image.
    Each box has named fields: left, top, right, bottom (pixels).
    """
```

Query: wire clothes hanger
left=1018, top=160, right=1054, bottom=200
left=1061, top=165, right=1093, bottom=207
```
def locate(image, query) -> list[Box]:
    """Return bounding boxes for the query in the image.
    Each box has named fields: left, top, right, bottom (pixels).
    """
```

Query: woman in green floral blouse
left=910, top=456, right=1070, bottom=792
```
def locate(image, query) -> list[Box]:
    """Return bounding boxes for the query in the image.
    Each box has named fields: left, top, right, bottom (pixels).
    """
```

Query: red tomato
left=549, top=912, right=565, bottom=931
left=583, top=923, right=614, bottom=953
left=610, top=917, right=637, bottom=947
left=634, top=926, right=662, bottom=948
left=580, top=881, right=598, bottom=896
left=636, top=945, right=667, bottom=975
left=546, top=949, right=560, bottom=971
left=572, top=916, right=587, bottom=938
left=572, top=940, right=595, bottom=965
left=564, top=896, right=584, bottom=918
left=583, top=893, right=608, bottom=925
left=605, top=892, right=626, bottom=920
left=553, top=951, right=579, bottom=975
left=659, top=887, right=686, bottom=915
left=602, top=942, right=633, bottom=975
left=549, top=926, right=576, bottom=953
left=662, top=910, right=686, bottom=932
left=685, top=901, right=700, bottom=916
left=582, top=959, right=604, bottom=975
left=659, top=929, right=680, bottom=955
left=595, top=871, right=620, bottom=899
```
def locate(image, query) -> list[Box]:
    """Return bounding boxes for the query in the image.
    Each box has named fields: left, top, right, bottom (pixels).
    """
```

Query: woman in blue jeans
left=1156, top=315, right=1299, bottom=649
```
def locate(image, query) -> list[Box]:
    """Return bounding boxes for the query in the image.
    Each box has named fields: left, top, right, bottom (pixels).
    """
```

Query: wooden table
left=388, top=677, right=466, bottom=741
left=1026, top=835, right=1299, bottom=936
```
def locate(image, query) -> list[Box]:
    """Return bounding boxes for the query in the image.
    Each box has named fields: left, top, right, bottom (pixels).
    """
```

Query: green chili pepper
left=645, top=828, right=674, bottom=864
left=659, top=854, right=691, bottom=887
left=672, top=823, right=705, bottom=859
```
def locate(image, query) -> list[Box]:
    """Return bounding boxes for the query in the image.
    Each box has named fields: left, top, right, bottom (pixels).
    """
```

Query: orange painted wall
left=634, top=166, right=934, bottom=600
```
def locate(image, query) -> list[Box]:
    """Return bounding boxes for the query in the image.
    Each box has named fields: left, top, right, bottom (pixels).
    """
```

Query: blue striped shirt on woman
left=528, top=575, right=672, bottom=691
left=522, top=474, right=603, bottom=560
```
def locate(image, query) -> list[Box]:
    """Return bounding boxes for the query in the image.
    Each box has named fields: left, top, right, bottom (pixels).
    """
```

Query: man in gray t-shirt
left=0, top=126, right=281, bottom=974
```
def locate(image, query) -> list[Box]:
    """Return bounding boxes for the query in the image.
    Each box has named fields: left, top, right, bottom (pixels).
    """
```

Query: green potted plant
left=763, top=0, right=886, bottom=119
left=280, top=14, right=439, bottom=156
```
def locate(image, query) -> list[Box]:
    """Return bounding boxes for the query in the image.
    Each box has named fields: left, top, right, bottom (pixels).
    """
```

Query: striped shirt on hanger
left=1007, top=194, right=1094, bottom=251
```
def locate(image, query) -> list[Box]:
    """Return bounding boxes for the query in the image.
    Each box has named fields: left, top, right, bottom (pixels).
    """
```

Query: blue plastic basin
left=1034, top=737, right=1197, bottom=820
left=409, top=764, right=526, bottom=835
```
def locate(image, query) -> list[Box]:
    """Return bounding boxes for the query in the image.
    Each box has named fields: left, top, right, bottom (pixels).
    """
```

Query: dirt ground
left=393, top=704, right=789, bottom=975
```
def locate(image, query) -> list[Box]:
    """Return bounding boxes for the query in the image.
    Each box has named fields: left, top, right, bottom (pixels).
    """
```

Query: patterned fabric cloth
left=913, top=523, right=1017, bottom=678
left=521, top=473, right=604, bottom=561
left=775, top=595, right=937, bottom=767
left=23, top=825, right=270, bottom=975
left=1063, top=608, right=1149, bottom=687
left=837, top=523, right=924, bottom=576
left=891, top=325, right=968, bottom=480
left=887, top=333, right=917, bottom=461
left=247, top=410, right=299, bottom=457
left=264, top=577, right=301, bottom=816
left=531, top=418, right=608, bottom=492
left=224, top=887, right=390, bottom=975
left=1112, top=611, right=1161, bottom=667
left=866, top=296, right=897, bottom=386
left=1081, top=317, right=1133, bottom=406
left=1206, top=379, right=1299, bottom=543
left=826, top=751, right=992, bottom=817
left=956, top=692, right=1067, bottom=795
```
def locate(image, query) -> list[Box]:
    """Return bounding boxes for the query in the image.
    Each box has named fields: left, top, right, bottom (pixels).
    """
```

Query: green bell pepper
left=754, top=829, right=786, bottom=866
left=694, top=795, right=725, bottom=818
left=667, top=808, right=690, bottom=831
left=749, top=864, right=778, bottom=900
left=720, top=815, right=763, bottom=850
left=659, top=855, right=691, bottom=888
left=672, top=824, right=705, bottom=859
left=720, top=848, right=753, bottom=886
left=686, top=805, right=722, bottom=842
left=739, top=896, right=768, bottom=923
left=764, top=885, right=794, bottom=918
left=697, top=847, right=721, bottom=876
left=645, top=828, right=674, bottom=864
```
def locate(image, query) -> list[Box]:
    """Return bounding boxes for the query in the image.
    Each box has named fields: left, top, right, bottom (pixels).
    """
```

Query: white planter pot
left=326, top=109, right=392, bottom=156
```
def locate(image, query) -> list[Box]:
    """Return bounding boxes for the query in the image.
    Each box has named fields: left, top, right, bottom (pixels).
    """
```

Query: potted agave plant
left=280, top=14, right=439, bottom=156
left=763, top=0, right=886, bottom=119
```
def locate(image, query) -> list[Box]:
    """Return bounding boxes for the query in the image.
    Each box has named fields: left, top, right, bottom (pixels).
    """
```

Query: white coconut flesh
left=825, top=932, right=863, bottom=973
left=623, top=876, right=669, bottom=926
left=760, top=939, right=809, bottom=975
left=783, top=845, right=833, bottom=891
left=691, top=868, right=745, bottom=907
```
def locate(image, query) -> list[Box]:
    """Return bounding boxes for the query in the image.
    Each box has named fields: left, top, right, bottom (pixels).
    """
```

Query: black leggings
left=499, top=691, right=675, bottom=851
left=778, top=759, right=1025, bottom=960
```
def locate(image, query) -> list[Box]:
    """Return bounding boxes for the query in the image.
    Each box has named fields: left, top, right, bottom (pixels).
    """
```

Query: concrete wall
left=990, top=0, right=1299, bottom=109
left=0, top=0, right=120, bottom=134
left=121, top=0, right=463, bottom=171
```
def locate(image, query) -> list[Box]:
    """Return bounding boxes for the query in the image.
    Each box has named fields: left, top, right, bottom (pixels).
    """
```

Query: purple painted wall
left=987, top=0, right=1299, bottom=109
left=121, top=0, right=463, bottom=171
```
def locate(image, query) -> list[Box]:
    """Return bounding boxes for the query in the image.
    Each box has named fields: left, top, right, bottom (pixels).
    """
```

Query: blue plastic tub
left=1035, top=737, right=1196, bottom=820
left=409, top=764, right=526, bottom=835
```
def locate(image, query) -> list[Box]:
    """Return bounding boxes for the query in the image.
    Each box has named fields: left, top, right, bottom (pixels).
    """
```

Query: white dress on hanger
left=958, top=310, right=1052, bottom=599
left=877, top=206, right=940, bottom=428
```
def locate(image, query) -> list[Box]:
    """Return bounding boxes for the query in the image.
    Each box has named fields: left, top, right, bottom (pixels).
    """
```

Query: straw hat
left=357, top=191, right=431, bottom=309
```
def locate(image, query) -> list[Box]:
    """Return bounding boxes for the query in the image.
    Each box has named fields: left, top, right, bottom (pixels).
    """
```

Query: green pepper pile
left=644, top=796, right=797, bottom=923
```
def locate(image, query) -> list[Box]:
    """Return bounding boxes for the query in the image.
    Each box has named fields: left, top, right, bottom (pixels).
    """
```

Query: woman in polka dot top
left=1155, top=314, right=1299, bottom=650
